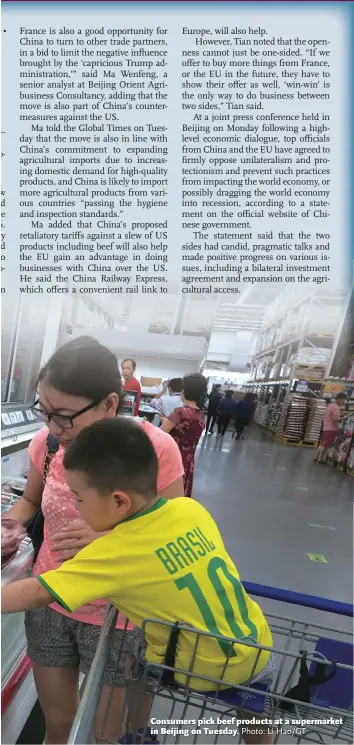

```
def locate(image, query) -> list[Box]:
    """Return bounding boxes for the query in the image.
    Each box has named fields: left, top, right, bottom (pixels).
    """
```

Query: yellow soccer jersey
left=39, top=497, right=272, bottom=690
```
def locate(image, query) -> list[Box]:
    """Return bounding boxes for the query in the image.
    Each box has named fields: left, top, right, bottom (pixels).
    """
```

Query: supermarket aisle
left=194, top=425, right=353, bottom=608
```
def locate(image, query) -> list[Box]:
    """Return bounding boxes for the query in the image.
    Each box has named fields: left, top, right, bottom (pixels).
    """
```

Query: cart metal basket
left=67, top=583, right=353, bottom=745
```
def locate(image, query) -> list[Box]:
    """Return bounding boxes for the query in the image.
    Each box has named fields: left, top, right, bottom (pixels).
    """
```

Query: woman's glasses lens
left=31, top=407, right=72, bottom=429
left=31, top=408, right=48, bottom=423
left=51, top=415, right=72, bottom=429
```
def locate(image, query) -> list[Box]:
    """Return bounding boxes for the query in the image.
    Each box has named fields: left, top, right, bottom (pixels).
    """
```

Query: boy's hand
left=51, top=520, right=104, bottom=562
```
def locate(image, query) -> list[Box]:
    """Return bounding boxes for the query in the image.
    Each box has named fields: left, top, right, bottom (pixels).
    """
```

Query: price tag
left=296, top=380, right=308, bottom=393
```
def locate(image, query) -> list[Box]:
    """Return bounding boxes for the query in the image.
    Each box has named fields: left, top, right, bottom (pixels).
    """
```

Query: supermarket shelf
left=254, top=333, right=335, bottom=360
left=254, top=422, right=317, bottom=448
left=276, top=435, right=302, bottom=445
left=258, top=288, right=346, bottom=334
left=247, top=377, right=324, bottom=385
left=335, top=464, right=353, bottom=476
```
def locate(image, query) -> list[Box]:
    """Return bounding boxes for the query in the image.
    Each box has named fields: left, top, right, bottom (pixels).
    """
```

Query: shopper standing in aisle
left=161, top=373, right=207, bottom=497
left=216, top=389, right=235, bottom=438
left=150, top=377, right=183, bottom=419
left=314, top=392, right=347, bottom=463
left=205, top=383, right=223, bottom=434
left=6, top=337, right=184, bottom=745
left=122, top=358, right=141, bottom=416
left=232, top=393, right=255, bottom=440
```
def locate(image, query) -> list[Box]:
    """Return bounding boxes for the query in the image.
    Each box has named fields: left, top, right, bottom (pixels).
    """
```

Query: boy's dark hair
left=122, top=358, right=136, bottom=371
left=168, top=378, right=182, bottom=394
left=38, top=337, right=123, bottom=403
left=225, top=390, right=234, bottom=399
left=63, top=418, right=158, bottom=499
left=182, top=373, right=207, bottom=403
left=336, top=393, right=347, bottom=401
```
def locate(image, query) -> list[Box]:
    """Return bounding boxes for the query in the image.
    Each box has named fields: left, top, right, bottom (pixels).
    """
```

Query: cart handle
left=243, top=581, right=353, bottom=618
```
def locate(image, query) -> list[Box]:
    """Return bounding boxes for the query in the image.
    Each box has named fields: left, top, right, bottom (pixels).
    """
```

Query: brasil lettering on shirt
left=155, top=526, right=216, bottom=576
left=155, top=527, right=259, bottom=655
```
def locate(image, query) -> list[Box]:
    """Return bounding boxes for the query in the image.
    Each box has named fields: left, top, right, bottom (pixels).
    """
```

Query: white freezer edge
left=2, top=670, right=37, bottom=745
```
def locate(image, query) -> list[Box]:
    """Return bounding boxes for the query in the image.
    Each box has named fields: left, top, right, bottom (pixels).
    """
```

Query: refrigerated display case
left=1, top=417, right=43, bottom=744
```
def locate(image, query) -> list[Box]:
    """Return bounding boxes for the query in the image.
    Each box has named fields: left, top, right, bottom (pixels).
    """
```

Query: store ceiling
left=211, top=288, right=279, bottom=333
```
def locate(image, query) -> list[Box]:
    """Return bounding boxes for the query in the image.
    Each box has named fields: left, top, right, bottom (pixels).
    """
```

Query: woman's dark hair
left=168, top=378, right=182, bottom=394
left=37, top=336, right=123, bottom=404
left=225, top=390, right=234, bottom=399
left=182, top=373, right=207, bottom=403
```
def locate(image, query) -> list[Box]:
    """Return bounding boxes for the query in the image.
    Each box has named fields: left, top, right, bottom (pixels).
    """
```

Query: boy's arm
left=2, top=578, right=54, bottom=614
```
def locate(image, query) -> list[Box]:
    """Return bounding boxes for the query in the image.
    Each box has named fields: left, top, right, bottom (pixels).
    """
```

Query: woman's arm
left=2, top=578, right=53, bottom=614
left=7, top=461, right=44, bottom=524
left=160, top=417, right=175, bottom=434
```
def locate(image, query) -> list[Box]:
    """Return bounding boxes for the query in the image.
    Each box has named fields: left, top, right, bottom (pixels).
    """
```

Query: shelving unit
left=247, top=288, right=348, bottom=448
left=250, top=289, right=345, bottom=387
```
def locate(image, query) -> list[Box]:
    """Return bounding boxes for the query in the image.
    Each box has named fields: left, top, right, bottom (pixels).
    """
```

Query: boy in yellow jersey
left=2, top=418, right=274, bottom=744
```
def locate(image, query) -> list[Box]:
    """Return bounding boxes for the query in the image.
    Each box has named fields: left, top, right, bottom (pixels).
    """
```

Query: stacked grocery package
left=254, top=403, right=268, bottom=427
left=304, top=398, right=327, bottom=444
left=277, top=396, right=310, bottom=441
left=267, top=403, right=283, bottom=433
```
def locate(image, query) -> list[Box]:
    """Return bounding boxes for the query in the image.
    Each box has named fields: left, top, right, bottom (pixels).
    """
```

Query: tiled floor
left=193, top=426, right=353, bottom=613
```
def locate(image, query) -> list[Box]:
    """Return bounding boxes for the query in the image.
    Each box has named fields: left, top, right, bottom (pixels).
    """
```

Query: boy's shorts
left=135, top=644, right=277, bottom=690
left=25, top=606, right=140, bottom=685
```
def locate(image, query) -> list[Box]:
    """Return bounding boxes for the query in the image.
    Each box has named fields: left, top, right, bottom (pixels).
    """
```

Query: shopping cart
left=67, top=583, right=353, bottom=745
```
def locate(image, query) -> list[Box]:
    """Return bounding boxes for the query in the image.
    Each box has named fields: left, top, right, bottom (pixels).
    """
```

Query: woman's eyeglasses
left=30, top=400, right=100, bottom=430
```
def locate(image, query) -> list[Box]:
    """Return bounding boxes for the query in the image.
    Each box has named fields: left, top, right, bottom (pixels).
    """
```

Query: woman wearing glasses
left=7, top=336, right=184, bottom=745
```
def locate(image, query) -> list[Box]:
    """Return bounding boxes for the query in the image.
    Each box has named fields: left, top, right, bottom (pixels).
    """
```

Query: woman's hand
left=50, top=520, right=104, bottom=562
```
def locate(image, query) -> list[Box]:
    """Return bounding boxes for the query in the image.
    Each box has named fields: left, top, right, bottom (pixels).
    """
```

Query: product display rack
left=247, top=289, right=349, bottom=450
left=248, top=376, right=354, bottom=475
left=246, top=376, right=325, bottom=446
left=330, top=398, right=354, bottom=477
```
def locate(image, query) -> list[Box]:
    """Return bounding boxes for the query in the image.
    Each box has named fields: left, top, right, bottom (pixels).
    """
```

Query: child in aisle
left=2, top=418, right=275, bottom=745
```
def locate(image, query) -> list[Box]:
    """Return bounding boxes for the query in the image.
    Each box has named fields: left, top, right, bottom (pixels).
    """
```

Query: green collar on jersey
left=121, top=497, right=168, bottom=524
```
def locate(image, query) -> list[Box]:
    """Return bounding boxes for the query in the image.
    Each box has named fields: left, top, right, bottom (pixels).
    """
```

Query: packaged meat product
left=1, top=517, right=26, bottom=567
left=6, top=478, right=26, bottom=496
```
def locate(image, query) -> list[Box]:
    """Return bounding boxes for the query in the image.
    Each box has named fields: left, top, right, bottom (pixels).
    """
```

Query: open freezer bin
left=1, top=420, right=45, bottom=743
left=1, top=539, right=39, bottom=744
